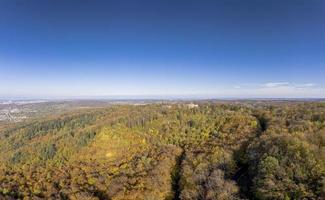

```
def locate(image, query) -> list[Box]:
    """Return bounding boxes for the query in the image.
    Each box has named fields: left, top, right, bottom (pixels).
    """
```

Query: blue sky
left=0, top=0, right=324, bottom=98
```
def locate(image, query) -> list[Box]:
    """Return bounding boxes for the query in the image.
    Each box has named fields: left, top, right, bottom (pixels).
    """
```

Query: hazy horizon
left=1, top=95, right=325, bottom=101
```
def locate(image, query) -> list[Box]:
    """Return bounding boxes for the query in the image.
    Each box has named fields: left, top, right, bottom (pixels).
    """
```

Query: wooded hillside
left=0, top=101, right=324, bottom=200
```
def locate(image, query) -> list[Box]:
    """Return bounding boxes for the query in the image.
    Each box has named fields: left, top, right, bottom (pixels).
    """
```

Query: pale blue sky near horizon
left=0, top=0, right=324, bottom=98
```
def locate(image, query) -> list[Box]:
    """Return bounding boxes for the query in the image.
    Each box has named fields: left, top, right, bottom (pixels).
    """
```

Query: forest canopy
left=0, top=101, right=324, bottom=200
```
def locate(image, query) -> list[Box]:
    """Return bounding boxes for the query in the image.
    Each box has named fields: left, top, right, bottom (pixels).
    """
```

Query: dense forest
left=0, top=101, right=324, bottom=200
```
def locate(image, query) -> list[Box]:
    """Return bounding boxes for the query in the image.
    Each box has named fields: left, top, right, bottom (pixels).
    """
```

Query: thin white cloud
left=225, top=82, right=324, bottom=98
left=294, top=83, right=316, bottom=88
left=264, top=82, right=290, bottom=88
left=261, top=82, right=317, bottom=89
